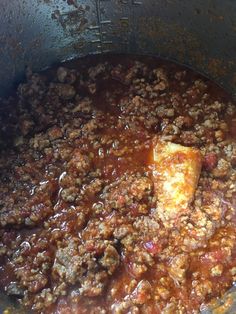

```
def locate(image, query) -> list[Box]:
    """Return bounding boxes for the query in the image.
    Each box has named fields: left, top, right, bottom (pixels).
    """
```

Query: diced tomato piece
left=203, top=152, right=218, bottom=171
left=201, top=249, right=228, bottom=265
left=130, top=203, right=139, bottom=216
left=117, top=195, right=126, bottom=207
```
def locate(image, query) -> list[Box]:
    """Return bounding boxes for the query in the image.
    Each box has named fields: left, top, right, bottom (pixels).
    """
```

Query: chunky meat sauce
left=0, top=55, right=236, bottom=314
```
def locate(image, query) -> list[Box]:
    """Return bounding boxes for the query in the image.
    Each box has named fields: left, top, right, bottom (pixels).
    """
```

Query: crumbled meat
left=61, top=186, right=78, bottom=203
left=57, top=67, right=68, bottom=83
left=212, top=158, right=231, bottom=178
left=0, top=55, right=236, bottom=314
left=100, top=245, right=120, bottom=275
left=50, top=83, right=76, bottom=99
left=6, top=282, right=24, bottom=297
left=72, top=97, right=93, bottom=114
left=113, top=225, right=133, bottom=240
left=48, top=126, right=63, bottom=140
left=57, top=67, right=77, bottom=84
left=102, top=174, right=153, bottom=211
left=174, top=115, right=193, bottom=129
left=67, top=149, right=92, bottom=175
left=131, top=280, right=151, bottom=305
left=192, top=280, right=212, bottom=299
left=211, top=264, right=223, bottom=277
left=52, top=241, right=93, bottom=285
left=168, top=254, right=189, bottom=284
left=79, top=271, right=108, bottom=297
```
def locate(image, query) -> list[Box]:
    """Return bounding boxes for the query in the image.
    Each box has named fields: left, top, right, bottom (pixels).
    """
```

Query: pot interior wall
left=0, top=0, right=236, bottom=97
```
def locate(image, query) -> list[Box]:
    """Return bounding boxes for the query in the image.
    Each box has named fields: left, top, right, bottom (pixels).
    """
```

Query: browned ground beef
left=0, top=55, right=236, bottom=313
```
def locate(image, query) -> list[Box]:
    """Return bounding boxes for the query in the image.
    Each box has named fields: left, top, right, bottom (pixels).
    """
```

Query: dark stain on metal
left=1, top=0, right=236, bottom=98
left=51, top=6, right=88, bottom=35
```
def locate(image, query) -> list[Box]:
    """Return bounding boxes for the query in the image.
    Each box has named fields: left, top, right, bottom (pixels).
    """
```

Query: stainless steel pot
left=1, top=0, right=236, bottom=312
left=1, top=0, right=236, bottom=98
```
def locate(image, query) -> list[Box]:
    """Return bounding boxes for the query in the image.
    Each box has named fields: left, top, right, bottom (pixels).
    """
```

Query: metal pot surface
left=1, top=0, right=236, bottom=97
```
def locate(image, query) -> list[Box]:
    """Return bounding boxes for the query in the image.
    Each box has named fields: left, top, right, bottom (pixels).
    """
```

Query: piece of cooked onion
left=152, top=140, right=202, bottom=227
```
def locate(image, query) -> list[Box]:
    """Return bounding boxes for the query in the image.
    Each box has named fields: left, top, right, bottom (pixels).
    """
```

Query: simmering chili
left=0, top=55, right=236, bottom=313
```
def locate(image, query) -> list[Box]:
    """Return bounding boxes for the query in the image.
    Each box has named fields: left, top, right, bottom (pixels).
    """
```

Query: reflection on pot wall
left=1, top=0, right=236, bottom=97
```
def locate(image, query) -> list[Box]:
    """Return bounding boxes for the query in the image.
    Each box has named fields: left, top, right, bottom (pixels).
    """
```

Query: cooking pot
left=1, top=0, right=236, bottom=312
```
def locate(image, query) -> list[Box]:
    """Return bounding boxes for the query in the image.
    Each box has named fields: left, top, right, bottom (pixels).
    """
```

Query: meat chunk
left=6, top=282, right=24, bottom=297
left=52, top=241, right=94, bottom=285
left=50, top=83, right=76, bottom=100
left=152, top=140, right=202, bottom=226
left=99, top=245, right=120, bottom=275
left=52, top=239, right=119, bottom=299
left=79, top=271, right=108, bottom=297
left=131, top=280, right=151, bottom=305
left=102, top=174, right=153, bottom=212
left=57, top=67, right=77, bottom=84
left=212, top=158, right=231, bottom=178
left=168, top=254, right=189, bottom=284
left=0, top=191, right=53, bottom=227
left=67, top=149, right=92, bottom=175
